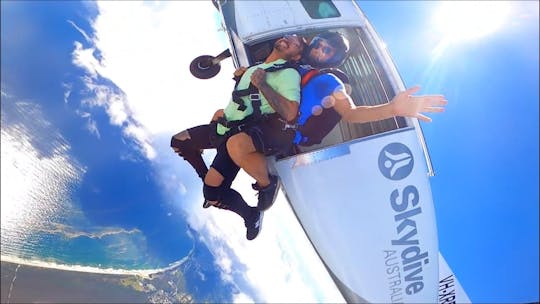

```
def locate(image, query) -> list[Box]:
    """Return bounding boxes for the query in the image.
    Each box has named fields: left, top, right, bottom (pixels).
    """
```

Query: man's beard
left=273, top=39, right=286, bottom=52
left=301, top=50, right=325, bottom=68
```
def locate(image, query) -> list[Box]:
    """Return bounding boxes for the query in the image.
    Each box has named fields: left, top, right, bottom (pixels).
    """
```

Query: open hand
left=392, top=86, right=448, bottom=122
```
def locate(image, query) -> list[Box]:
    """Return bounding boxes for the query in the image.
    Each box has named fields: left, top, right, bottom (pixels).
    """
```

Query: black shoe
left=245, top=209, right=264, bottom=241
left=202, top=199, right=211, bottom=208
left=252, top=174, right=279, bottom=211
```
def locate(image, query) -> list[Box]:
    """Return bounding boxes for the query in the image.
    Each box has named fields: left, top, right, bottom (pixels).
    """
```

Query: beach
left=0, top=260, right=192, bottom=303
left=1, top=260, right=148, bottom=303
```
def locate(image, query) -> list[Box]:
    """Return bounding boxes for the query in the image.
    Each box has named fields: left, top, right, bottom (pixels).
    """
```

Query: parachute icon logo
left=378, top=143, right=414, bottom=180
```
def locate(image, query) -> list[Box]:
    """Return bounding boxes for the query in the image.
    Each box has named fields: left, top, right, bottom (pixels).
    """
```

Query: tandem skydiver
left=226, top=31, right=448, bottom=211
left=170, top=34, right=306, bottom=240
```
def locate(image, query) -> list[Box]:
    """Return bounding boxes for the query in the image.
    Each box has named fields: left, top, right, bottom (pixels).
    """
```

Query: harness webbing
left=216, top=61, right=300, bottom=138
left=301, top=69, right=320, bottom=86
left=230, top=61, right=299, bottom=115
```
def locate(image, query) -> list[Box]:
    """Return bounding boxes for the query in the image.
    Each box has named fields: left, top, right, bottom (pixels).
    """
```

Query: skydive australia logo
left=378, top=143, right=414, bottom=180
left=379, top=142, right=430, bottom=302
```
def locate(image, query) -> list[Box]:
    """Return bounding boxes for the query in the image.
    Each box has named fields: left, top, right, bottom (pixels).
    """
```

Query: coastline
left=1, top=259, right=193, bottom=303
left=1, top=259, right=148, bottom=303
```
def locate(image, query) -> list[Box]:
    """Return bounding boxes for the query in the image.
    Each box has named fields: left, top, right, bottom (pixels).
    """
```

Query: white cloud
left=233, top=291, right=254, bottom=304
left=62, top=82, right=72, bottom=103
left=80, top=1, right=234, bottom=135
left=107, top=96, right=128, bottom=125
left=72, top=41, right=100, bottom=78
left=79, top=77, right=130, bottom=127
left=67, top=19, right=92, bottom=43
left=123, top=123, right=156, bottom=159
left=71, top=1, right=345, bottom=302
left=86, top=116, right=101, bottom=139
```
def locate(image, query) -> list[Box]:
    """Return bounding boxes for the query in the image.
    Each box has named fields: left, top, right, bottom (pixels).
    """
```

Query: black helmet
left=302, top=31, right=350, bottom=68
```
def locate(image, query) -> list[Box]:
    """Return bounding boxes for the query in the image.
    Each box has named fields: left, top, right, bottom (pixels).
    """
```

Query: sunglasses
left=310, top=37, right=334, bottom=55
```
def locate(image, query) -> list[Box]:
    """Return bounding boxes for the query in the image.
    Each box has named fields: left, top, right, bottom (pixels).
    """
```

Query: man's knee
left=171, top=130, right=204, bottom=160
left=171, top=130, right=191, bottom=150
left=227, top=132, right=254, bottom=157
left=173, top=130, right=191, bottom=142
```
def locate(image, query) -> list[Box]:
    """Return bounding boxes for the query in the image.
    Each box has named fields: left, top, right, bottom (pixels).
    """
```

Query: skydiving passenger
left=226, top=31, right=448, bottom=211
left=170, top=34, right=306, bottom=240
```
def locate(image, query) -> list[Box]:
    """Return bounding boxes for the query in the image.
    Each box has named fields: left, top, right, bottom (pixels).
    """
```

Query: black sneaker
left=252, top=174, right=279, bottom=211
left=202, top=199, right=211, bottom=208
left=245, top=209, right=264, bottom=241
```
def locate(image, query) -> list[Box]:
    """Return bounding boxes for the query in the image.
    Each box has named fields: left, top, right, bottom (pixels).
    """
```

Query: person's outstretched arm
left=333, top=86, right=447, bottom=123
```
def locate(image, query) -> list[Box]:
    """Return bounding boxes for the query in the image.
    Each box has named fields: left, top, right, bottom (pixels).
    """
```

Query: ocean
left=1, top=1, right=235, bottom=302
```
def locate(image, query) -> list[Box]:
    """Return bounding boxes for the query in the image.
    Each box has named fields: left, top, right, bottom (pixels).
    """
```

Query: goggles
left=310, top=37, right=334, bottom=55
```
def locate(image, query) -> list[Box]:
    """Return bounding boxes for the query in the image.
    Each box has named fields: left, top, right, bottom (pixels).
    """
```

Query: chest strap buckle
left=249, top=93, right=261, bottom=101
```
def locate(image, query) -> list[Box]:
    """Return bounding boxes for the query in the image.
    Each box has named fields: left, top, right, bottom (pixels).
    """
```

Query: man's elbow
left=285, top=103, right=299, bottom=122
left=283, top=112, right=296, bottom=122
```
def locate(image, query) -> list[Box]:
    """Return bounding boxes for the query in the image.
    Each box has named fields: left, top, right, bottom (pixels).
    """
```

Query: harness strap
left=230, top=61, right=299, bottom=112
left=231, top=82, right=259, bottom=111
left=278, top=118, right=298, bottom=131
left=218, top=113, right=281, bottom=132
left=251, top=96, right=262, bottom=118
left=301, top=69, right=320, bottom=86
left=218, top=61, right=300, bottom=141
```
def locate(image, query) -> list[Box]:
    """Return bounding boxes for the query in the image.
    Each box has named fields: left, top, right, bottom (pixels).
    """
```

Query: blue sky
left=1, top=1, right=538, bottom=303
left=359, top=1, right=539, bottom=302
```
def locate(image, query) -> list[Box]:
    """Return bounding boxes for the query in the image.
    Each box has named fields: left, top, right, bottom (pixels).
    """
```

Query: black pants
left=171, top=124, right=254, bottom=222
left=171, top=118, right=293, bottom=221
left=171, top=116, right=294, bottom=183
left=235, top=114, right=295, bottom=157
left=171, top=124, right=239, bottom=185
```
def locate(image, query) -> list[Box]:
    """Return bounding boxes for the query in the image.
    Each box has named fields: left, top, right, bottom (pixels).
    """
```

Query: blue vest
left=294, top=66, right=345, bottom=146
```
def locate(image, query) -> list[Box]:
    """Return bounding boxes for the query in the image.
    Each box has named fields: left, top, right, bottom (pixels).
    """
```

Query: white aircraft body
left=190, top=1, right=470, bottom=303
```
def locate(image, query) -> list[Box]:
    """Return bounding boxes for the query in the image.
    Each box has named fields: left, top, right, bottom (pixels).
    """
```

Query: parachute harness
left=218, top=61, right=300, bottom=135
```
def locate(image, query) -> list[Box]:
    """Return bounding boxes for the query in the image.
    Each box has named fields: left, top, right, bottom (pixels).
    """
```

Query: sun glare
left=433, top=1, right=510, bottom=43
